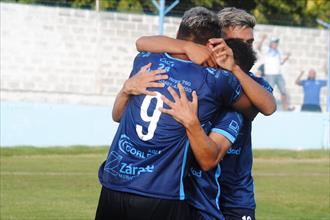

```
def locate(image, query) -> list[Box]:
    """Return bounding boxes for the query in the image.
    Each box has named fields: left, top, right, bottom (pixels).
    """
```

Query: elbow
left=136, top=36, right=146, bottom=52
left=112, top=112, right=120, bottom=123
left=199, top=160, right=218, bottom=172
left=262, top=103, right=277, bottom=116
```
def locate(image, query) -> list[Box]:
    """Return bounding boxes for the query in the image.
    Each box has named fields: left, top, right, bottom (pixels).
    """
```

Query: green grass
left=1, top=147, right=329, bottom=220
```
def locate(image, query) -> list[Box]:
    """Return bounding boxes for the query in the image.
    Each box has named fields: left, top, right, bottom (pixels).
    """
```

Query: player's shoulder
left=249, top=72, right=273, bottom=93
left=204, top=67, right=239, bottom=83
left=317, top=79, right=327, bottom=84
left=135, top=52, right=164, bottom=59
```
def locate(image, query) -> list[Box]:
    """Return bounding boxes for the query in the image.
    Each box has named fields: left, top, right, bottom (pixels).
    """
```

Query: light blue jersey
left=98, top=52, right=242, bottom=200
left=300, top=80, right=327, bottom=105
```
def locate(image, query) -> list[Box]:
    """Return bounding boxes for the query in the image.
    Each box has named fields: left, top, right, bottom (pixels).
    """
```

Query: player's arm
left=112, top=64, right=168, bottom=122
left=231, top=65, right=276, bottom=116
left=159, top=84, right=236, bottom=171
left=208, top=38, right=276, bottom=118
left=136, top=35, right=216, bottom=67
left=295, top=71, right=304, bottom=86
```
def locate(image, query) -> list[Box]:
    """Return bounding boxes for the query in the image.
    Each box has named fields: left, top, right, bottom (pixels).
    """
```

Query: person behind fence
left=295, top=69, right=327, bottom=112
left=257, top=34, right=292, bottom=111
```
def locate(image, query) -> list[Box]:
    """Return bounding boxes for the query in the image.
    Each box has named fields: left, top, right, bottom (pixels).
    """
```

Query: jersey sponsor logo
left=104, top=151, right=155, bottom=180
left=118, top=134, right=160, bottom=159
left=226, top=147, right=241, bottom=155
left=119, top=163, right=154, bottom=176
left=160, top=58, right=175, bottom=67
left=104, top=151, right=123, bottom=176
left=190, top=167, right=202, bottom=178
left=159, top=77, right=193, bottom=93
left=229, top=120, right=240, bottom=134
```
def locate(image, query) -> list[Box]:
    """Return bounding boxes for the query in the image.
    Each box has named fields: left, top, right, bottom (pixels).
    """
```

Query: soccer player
left=111, top=38, right=258, bottom=220
left=159, top=39, right=262, bottom=220
left=134, top=7, right=276, bottom=220
left=95, top=7, right=250, bottom=220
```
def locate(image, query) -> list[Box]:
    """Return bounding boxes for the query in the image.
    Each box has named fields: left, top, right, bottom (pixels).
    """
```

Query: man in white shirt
left=257, top=35, right=291, bottom=110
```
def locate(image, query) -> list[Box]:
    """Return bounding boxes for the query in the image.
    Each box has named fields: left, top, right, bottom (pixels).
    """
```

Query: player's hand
left=123, top=63, right=168, bottom=96
left=183, top=42, right=217, bottom=68
left=208, top=38, right=235, bottom=71
left=159, top=83, right=199, bottom=128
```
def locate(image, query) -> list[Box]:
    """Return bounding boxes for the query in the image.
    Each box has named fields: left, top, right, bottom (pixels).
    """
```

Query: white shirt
left=262, top=46, right=282, bottom=75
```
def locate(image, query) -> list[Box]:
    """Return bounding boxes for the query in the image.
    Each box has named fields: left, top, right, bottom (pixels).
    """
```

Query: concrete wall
left=1, top=3, right=329, bottom=149
left=1, top=2, right=328, bottom=109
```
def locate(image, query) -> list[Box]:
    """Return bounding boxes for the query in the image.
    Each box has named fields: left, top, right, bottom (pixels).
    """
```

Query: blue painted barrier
left=1, top=101, right=329, bottom=149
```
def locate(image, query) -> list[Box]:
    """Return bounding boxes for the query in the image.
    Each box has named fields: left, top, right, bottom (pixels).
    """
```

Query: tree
left=254, top=0, right=330, bottom=27
left=5, top=0, right=329, bottom=27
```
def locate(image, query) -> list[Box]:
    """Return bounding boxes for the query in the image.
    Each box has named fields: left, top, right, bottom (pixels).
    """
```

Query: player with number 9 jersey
left=98, top=51, right=241, bottom=200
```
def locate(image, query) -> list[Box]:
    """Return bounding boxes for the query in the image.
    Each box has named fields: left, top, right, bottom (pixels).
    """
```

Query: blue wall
left=0, top=101, right=118, bottom=146
left=1, top=101, right=329, bottom=149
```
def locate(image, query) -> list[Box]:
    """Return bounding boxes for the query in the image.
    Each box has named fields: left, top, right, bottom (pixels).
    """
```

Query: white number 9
left=136, top=92, right=163, bottom=141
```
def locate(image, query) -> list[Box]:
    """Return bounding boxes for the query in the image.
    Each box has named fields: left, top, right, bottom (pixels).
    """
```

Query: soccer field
left=0, top=147, right=329, bottom=220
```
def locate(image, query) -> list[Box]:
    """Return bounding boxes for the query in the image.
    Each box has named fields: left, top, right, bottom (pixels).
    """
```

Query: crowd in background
left=254, top=35, right=328, bottom=112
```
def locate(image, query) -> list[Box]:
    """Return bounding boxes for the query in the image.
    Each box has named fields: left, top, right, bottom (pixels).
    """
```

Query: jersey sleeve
left=128, top=52, right=152, bottom=78
left=300, top=80, right=307, bottom=86
left=212, top=69, right=242, bottom=106
left=249, top=72, right=273, bottom=93
left=320, top=80, right=327, bottom=87
left=211, top=111, right=243, bottom=143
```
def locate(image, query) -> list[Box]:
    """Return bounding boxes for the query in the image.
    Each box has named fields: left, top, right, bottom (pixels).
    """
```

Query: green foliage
left=3, top=0, right=330, bottom=27
left=71, top=0, right=94, bottom=8
left=117, top=0, right=142, bottom=13
left=254, top=0, right=330, bottom=27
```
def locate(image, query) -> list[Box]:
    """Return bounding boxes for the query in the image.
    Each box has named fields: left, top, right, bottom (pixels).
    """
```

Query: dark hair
left=225, top=38, right=257, bottom=73
left=177, top=7, right=221, bottom=45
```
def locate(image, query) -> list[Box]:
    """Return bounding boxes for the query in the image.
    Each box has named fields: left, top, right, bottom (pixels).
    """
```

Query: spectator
left=257, top=35, right=292, bottom=110
left=295, top=69, right=327, bottom=112
left=255, top=63, right=265, bottom=77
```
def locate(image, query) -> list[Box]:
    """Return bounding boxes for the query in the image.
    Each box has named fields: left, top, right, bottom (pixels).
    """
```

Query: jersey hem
left=101, top=183, right=185, bottom=200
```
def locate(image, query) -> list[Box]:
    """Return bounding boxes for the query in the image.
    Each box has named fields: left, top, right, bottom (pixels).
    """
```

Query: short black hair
left=225, top=38, right=257, bottom=73
left=177, top=7, right=221, bottom=45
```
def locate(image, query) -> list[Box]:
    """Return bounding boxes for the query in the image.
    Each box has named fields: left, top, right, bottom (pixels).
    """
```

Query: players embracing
left=95, top=7, right=276, bottom=220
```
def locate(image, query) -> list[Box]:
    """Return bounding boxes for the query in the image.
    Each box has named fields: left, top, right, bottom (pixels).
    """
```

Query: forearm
left=136, top=36, right=189, bottom=54
left=184, top=119, right=222, bottom=171
left=232, top=65, right=276, bottom=116
left=295, top=72, right=303, bottom=85
left=281, top=56, right=289, bottom=65
left=112, top=86, right=130, bottom=122
left=257, top=38, right=265, bottom=52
